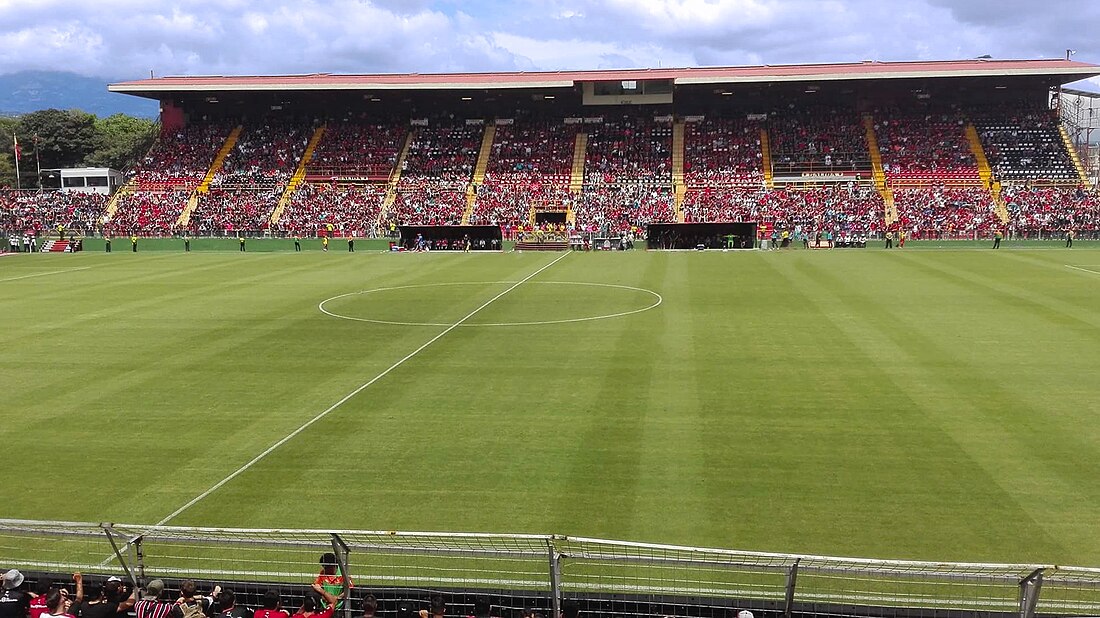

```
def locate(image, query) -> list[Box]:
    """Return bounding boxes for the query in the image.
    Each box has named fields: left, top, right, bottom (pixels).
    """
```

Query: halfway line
left=0, top=266, right=92, bottom=283
left=152, top=251, right=571, bottom=527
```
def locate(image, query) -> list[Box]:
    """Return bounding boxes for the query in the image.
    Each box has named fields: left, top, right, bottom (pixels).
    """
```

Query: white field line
left=1065, top=264, right=1100, bottom=276
left=152, top=251, right=570, bottom=527
left=0, top=266, right=92, bottom=282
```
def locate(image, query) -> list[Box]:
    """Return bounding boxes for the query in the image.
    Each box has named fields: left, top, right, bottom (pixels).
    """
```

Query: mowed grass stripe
left=3, top=249, right=1100, bottom=566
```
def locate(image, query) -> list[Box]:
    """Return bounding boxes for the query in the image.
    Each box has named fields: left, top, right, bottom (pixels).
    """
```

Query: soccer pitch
left=2, top=245, right=1100, bottom=567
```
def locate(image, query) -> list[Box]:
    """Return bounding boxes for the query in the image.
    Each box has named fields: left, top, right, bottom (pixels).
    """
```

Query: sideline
left=0, top=266, right=92, bottom=283
left=150, top=251, right=571, bottom=527
left=1065, top=265, right=1100, bottom=276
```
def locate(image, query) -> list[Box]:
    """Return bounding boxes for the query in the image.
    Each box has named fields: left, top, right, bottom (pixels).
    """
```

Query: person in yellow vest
left=239, top=234, right=246, bottom=252
left=57, top=224, right=65, bottom=241
left=898, top=229, right=906, bottom=248
left=322, top=236, right=329, bottom=252
left=347, top=235, right=354, bottom=252
left=992, top=229, right=1002, bottom=249
left=294, top=235, right=301, bottom=252
left=104, top=234, right=112, bottom=253
left=130, top=234, right=138, bottom=252
left=1066, top=229, right=1074, bottom=248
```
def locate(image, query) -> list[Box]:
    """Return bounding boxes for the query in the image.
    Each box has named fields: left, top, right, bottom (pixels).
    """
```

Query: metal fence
left=2, top=519, right=1099, bottom=618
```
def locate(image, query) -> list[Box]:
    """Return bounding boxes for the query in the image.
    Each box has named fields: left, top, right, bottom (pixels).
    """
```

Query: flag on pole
left=12, top=134, right=19, bottom=162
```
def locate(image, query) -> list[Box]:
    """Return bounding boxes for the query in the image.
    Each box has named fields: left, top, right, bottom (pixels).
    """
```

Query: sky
left=0, top=0, right=1097, bottom=89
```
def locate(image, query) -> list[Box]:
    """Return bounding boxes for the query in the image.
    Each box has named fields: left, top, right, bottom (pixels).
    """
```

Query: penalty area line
left=150, top=250, right=571, bottom=527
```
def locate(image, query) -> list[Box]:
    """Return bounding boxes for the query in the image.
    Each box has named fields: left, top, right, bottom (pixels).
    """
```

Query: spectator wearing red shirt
left=251, top=592, right=287, bottom=618
left=290, top=586, right=337, bottom=618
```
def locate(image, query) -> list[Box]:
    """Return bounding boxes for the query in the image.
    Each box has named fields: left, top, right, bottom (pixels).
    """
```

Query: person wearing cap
left=134, top=580, right=174, bottom=618
left=0, top=569, right=32, bottom=618
left=69, top=577, right=135, bottom=618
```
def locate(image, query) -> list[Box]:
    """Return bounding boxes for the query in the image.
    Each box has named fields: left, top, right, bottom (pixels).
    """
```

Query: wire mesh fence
left=3, top=519, right=1100, bottom=618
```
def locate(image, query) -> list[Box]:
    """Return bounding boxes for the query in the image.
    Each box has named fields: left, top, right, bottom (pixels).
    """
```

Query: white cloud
left=0, top=0, right=1095, bottom=78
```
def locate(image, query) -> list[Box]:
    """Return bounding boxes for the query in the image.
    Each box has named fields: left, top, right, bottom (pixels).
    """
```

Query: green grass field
left=2, top=244, right=1100, bottom=567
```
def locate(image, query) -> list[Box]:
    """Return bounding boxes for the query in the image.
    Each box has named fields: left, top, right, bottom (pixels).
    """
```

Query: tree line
left=0, top=109, right=157, bottom=189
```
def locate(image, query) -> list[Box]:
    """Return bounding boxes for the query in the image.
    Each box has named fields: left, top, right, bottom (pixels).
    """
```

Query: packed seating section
left=683, top=118, right=764, bottom=186
left=6, top=105, right=1098, bottom=241
left=876, top=111, right=980, bottom=183
left=768, top=108, right=870, bottom=175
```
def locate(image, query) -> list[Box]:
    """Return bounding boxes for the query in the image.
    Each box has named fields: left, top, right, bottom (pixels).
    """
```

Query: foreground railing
left=2, top=519, right=1099, bottom=618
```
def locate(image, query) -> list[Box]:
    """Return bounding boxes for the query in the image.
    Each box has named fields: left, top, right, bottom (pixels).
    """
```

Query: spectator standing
left=0, top=570, right=32, bottom=618
left=168, top=581, right=218, bottom=618
left=214, top=590, right=251, bottom=618
left=134, top=581, right=174, bottom=618
left=252, top=592, right=288, bottom=618
left=69, top=578, right=134, bottom=618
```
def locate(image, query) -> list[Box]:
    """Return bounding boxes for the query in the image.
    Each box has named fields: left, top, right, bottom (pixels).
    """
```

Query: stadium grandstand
left=4, top=58, right=1100, bottom=248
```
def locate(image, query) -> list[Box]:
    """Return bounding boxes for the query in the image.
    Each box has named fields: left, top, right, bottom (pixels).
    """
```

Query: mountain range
left=0, top=71, right=158, bottom=118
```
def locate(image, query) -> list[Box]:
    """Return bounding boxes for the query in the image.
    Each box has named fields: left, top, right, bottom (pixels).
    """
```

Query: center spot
left=319, top=281, right=662, bottom=327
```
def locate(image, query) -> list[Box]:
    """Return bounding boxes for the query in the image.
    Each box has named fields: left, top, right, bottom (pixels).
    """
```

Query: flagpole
left=34, top=135, right=41, bottom=191
left=12, top=133, right=20, bottom=191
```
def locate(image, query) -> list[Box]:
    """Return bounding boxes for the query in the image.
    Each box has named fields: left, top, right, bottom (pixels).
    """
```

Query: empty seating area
left=0, top=190, right=108, bottom=236
left=977, top=111, right=1079, bottom=182
left=278, top=183, right=386, bottom=237
left=876, top=112, right=979, bottom=183
left=682, top=118, right=764, bottom=186
left=584, top=117, right=672, bottom=185
left=893, top=186, right=997, bottom=238
left=769, top=108, right=870, bottom=176
left=307, top=121, right=406, bottom=181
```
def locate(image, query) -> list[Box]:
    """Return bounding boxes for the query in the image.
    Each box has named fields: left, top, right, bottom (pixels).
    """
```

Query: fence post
left=1019, top=568, right=1044, bottom=618
left=133, top=535, right=146, bottom=584
left=330, top=533, right=353, bottom=618
left=783, top=559, right=799, bottom=618
left=100, top=524, right=139, bottom=587
left=548, top=538, right=562, bottom=618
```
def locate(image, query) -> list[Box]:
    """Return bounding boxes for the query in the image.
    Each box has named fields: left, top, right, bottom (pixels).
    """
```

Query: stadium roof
left=110, top=58, right=1100, bottom=97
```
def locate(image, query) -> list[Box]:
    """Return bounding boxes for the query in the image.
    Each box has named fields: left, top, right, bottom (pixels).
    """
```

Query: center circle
left=318, top=281, right=663, bottom=327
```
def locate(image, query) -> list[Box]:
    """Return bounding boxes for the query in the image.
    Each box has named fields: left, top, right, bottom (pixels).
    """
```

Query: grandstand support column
left=100, top=524, right=139, bottom=587
left=1058, top=124, right=1090, bottom=183
left=377, top=130, right=416, bottom=228
left=862, top=116, right=896, bottom=225
left=1018, top=568, right=1044, bottom=618
left=784, top=559, right=799, bottom=618
left=329, top=534, right=352, bottom=618
left=272, top=125, right=326, bottom=226
left=569, top=132, right=588, bottom=194
left=760, top=128, right=774, bottom=189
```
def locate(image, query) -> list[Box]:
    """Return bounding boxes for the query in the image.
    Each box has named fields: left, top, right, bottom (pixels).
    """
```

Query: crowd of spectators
left=188, top=190, right=278, bottom=235
left=1002, top=185, right=1100, bottom=234
left=682, top=184, right=883, bottom=235
left=278, top=183, right=386, bottom=237
left=0, top=190, right=108, bottom=237
left=875, top=112, right=979, bottom=182
left=307, top=121, right=406, bottom=181
left=892, top=186, right=997, bottom=238
left=584, top=117, right=672, bottom=185
left=572, top=185, right=675, bottom=233
left=682, top=118, right=764, bottom=186
left=388, top=178, right=467, bottom=226
left=103, top=191, right=189, bottom=236
left=470, top=122, right=577, bottom=226
left=131, top=123, right=233, bottom=191
left=213, top=122, right=309, bottom=189
left=768, top=107, right=869, bottom=174
left=400, top=124, right=480, bottom=181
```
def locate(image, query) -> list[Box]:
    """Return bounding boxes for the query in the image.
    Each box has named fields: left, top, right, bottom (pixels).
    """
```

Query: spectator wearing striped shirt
left=134, top=581, right=173, bottom=618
